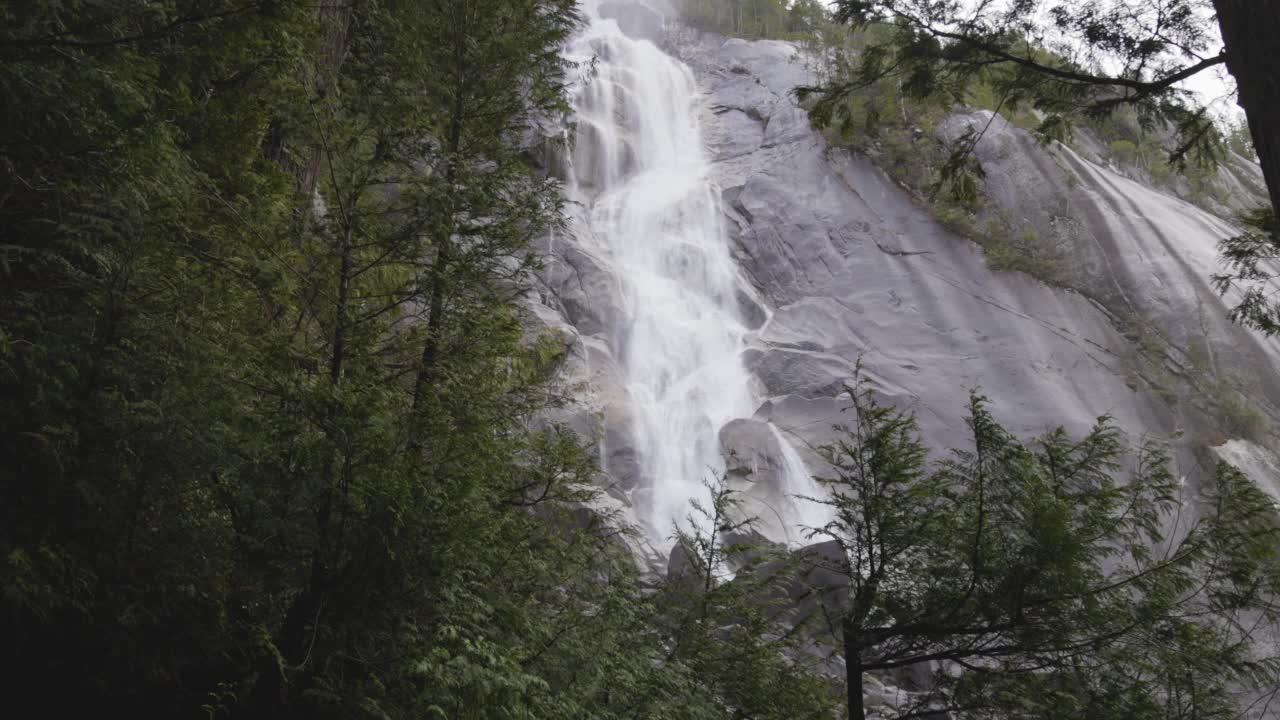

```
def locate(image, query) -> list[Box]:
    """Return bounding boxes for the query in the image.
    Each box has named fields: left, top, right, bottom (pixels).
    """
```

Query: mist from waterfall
left=562, top=3, right=827, bottom=546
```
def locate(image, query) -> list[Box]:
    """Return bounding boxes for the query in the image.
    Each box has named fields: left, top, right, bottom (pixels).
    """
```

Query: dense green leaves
left=681, top=0, right=822, bottom=40
left=807, top=372, right=1280, bottom=719
left=1, top=1, right=601, bottom=717
left=664, top=478, right=839, bottom=720
left=0, top=2, right=845, bottom=718
left=1213, top=208, right=1280, bottom=335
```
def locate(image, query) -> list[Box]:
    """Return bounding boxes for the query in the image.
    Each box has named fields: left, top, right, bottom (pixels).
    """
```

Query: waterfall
left=562, top=3, right=825, bottom=545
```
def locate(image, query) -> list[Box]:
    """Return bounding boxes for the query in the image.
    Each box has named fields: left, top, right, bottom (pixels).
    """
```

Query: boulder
left=719, top=417, right=810, bottom=543
left=602, top=402, right=643, bottom=491
left=546, top=246, right=624, bottom=338
left=745, top=347, right=854, bottom=399
left=720, top=417, right=786, bottom=482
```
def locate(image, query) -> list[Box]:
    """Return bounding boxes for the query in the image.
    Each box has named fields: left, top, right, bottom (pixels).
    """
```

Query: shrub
left=1108, top=139, right=1139, bottom=164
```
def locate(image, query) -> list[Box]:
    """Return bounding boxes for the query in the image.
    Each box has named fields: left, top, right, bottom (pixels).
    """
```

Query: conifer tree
left=661, top=478, right=838, bottom=720
left=0, top=2, right=620, bottom=718
left=805, top=373, right=1280, bottom=720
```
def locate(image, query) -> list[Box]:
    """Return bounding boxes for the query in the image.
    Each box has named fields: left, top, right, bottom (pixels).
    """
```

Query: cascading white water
left=563, top=3, right=826, bottom=544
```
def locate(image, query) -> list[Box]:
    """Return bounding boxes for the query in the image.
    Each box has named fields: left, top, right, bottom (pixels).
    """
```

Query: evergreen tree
left=0, top=1, right=626, bottom=717
left=788, top=0, right=829, bottom=34
left=0, top=2, right=844, bottom=718
left=682, top=0, right=799, bottom=39
left=660, top=478, right=839, bottom=720
left=0, top=2, right=316, bottom=714
left=805, top=373, right=1280, bottom=720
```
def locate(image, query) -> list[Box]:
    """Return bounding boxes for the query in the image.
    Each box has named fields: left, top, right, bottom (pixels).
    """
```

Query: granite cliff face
left=526, top=1, right=1280, bottom=559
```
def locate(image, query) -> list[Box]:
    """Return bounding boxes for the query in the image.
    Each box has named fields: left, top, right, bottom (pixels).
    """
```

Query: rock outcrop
left=671, top=27, right=1279, bottom=482
left=676, top=33, right=1166, bottom=463
left=525, top=2, right=1279, bottom=561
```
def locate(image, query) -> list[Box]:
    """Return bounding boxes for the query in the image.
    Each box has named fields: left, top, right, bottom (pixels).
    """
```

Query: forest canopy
left=3, top=2, right=1280, bottom=719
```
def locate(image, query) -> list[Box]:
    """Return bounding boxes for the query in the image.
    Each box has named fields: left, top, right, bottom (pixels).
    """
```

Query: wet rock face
left=528, top=14, right=1278, bottom=560
left=668, top=27, right=1280, bottom=472
left=720, top=418, right=784, bottom=481
left=936, top=110, right=1280, bottom=426
left=718, top=418, right=791, bottom=526
left=667, top=29, right=1175, bottom=465
left=543, top=245, right=624, bottom=338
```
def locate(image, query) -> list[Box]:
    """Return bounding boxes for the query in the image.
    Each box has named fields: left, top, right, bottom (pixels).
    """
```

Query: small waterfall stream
left=562, top=3, right=825, bottom=545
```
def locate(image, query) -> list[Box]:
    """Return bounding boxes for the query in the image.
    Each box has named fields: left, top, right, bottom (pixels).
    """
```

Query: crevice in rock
left=873, top=239, right=932, bottom=257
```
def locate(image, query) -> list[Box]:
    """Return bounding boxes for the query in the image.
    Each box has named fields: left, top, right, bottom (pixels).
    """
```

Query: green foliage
left=1214, top=383, right=1268, bottom=440
left=0, top=3, right=316, bottom=713
left=1227, top=118, right=1257, bottom=159
left=1214, top=208, right=1280, bottom=336
left=1084, top=108, right=1233, bottom=208
left=661, top=478, right=838, bottom=720
left=681, top=0, right=823, bottom=41
left=0, top=2, right=845, bottom=718
left=797, top=23, right=1080, bottom=287
left=786, top=0, right=828, bottom=35
left=1108, top=138, right=1139, bottom=163
left=816, top=0, right=1231, bottom=173
left=979, top=225, right=1067, bottom=284
left=0, top=0, right=640, bottom=717
left=1180, top=337, right=1269, bottom=442
left=806, top=369, right=1280, bottom=720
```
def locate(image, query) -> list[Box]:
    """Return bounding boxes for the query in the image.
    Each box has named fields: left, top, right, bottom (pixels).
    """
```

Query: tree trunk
left=244, top=190, right=355, bottom=720
left=1213, top=0, right=1280, bottom=220
left=844, top=616, right=866, bottom=720
left=330, top=223, right=353, bottom=385
left=412, top=47, right=467, bottom=410
left=412, top=240, right=450, bottom=409
left=298, top=2, right=355, bottom=201
left=267, top=1, right=354, bottom=227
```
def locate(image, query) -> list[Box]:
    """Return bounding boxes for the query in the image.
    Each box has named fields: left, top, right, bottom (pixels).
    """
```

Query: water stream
left=562, top=4, right=825, bottom=545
